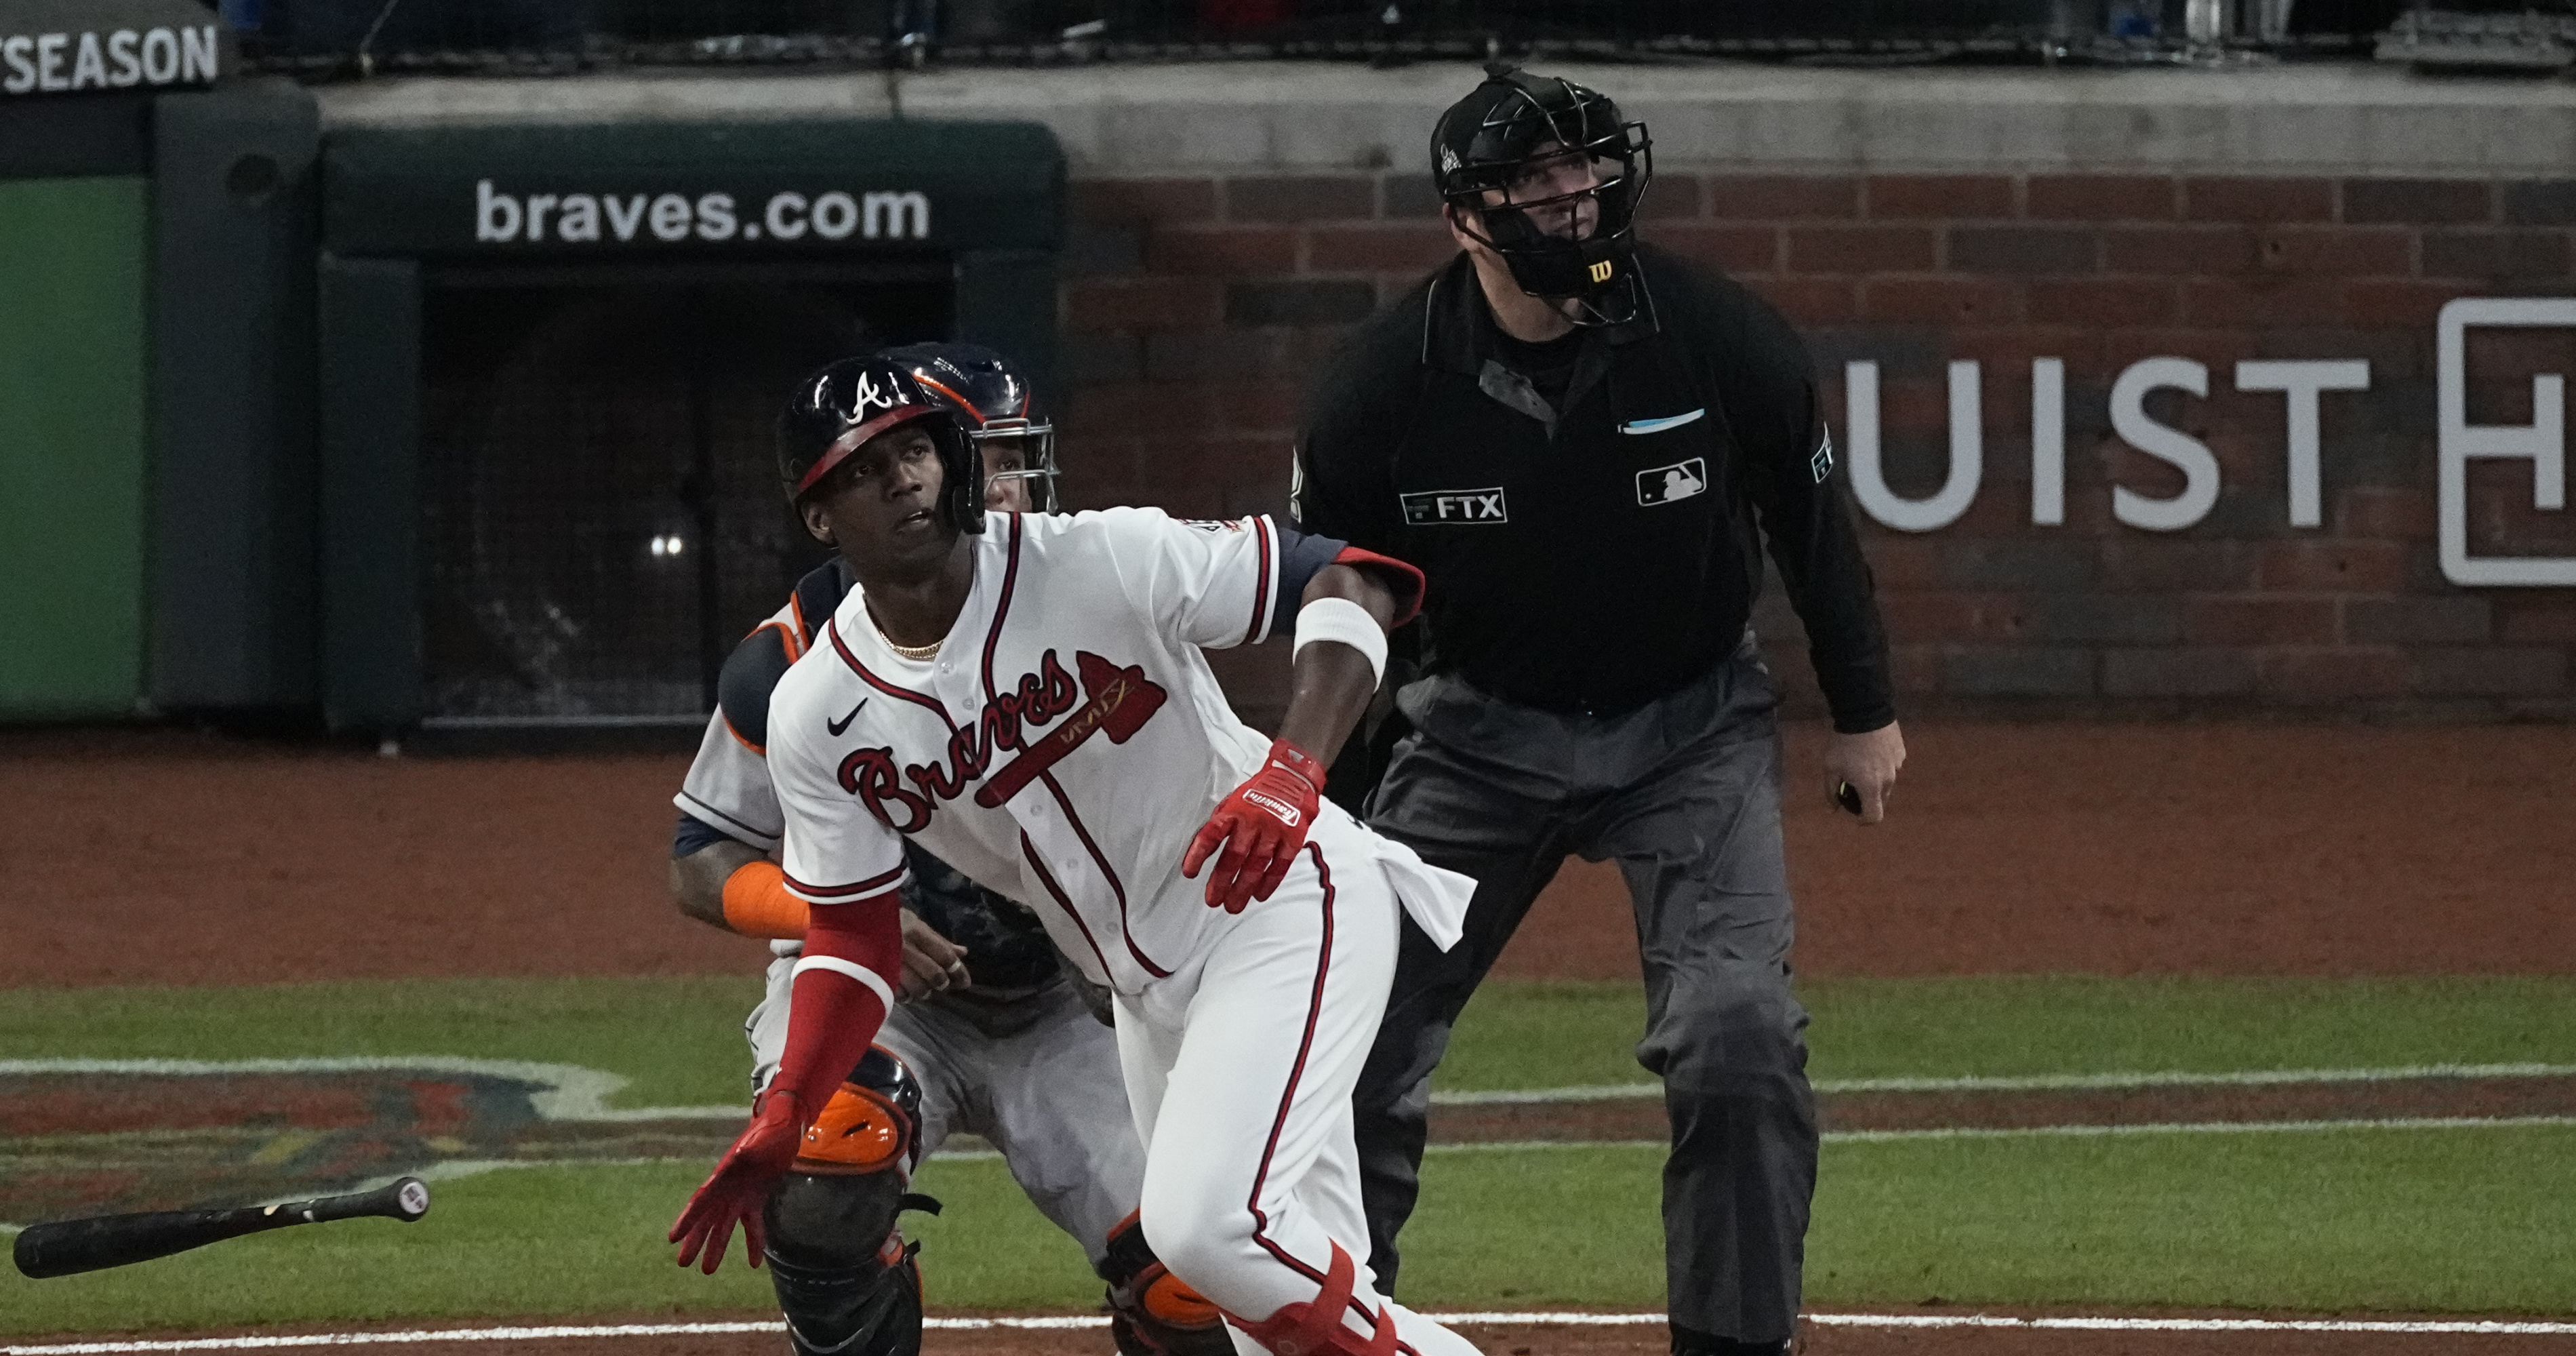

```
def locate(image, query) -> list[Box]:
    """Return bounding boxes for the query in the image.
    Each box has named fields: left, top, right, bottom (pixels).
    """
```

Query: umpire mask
left=1431, top=65, right=1654, bottom=327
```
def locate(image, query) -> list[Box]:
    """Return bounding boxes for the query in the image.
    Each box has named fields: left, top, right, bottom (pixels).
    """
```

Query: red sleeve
left=1331, top=545, right=1425, bottom=628
left=772, top=894, right=902, bottom=1123
left=1269, top=523, right=1427, bottom=631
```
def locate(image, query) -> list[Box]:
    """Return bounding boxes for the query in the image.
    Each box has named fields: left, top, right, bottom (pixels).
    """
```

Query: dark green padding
left=0, top=175, right=149, bottom=717
left=313, top=117, right=1066, bottom=730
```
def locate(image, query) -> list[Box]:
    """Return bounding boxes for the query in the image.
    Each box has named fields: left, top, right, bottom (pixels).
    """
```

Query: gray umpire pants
left=1352, top=637, right=1817, bottom=1350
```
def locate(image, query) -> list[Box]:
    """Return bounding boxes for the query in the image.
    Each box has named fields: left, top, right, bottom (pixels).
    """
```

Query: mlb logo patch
left=1636, top=458, right=1708, bottom=506
left=1401, top=487, right=1509, bottom=525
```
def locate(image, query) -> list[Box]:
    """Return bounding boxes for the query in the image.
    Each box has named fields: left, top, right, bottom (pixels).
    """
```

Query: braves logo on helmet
left=847, top=371, right=901, bottom=422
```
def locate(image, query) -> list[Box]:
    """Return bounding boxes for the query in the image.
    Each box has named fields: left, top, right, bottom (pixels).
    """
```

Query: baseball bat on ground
left=12, top=1176, right=431, bottom=1279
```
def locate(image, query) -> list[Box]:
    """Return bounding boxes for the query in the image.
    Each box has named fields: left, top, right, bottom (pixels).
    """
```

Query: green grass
left=16, top=1125, right=2574, bottom=1333
left=0, top=1159, right=1104, bottom=1338
left=7, top=975, right=2576, bottom=1336
left=1805, top=1125, right=2576, bottom=1314
left=1403, top=1124, right=2576, bottom=1315
left=4, top=1164, right=774, bottom=1337
left=1440, top=976, right=2576, bottom=1091
left=1805, top=975, right=2576, bottom=1081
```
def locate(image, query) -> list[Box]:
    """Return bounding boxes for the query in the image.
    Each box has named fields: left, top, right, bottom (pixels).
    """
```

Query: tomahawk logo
left=2439, top=298, right=2575, bottom=586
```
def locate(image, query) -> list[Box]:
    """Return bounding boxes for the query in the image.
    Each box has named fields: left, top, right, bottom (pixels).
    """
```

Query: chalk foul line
left=14, top=1056, right=2573, bottom=1116
left=14, top=1311, right=2576, bottom=1353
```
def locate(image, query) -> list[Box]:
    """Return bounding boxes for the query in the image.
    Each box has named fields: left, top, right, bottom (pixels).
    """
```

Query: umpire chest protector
left=1363, top=245, right=1759, bottom=715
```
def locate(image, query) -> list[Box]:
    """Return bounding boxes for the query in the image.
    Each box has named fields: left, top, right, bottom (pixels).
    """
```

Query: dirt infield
left=2, top=721, right=2570, bottom=989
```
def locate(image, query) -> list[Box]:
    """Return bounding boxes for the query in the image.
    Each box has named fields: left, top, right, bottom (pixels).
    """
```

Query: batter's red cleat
left=1226, top=1242, right=1396, bottom=1356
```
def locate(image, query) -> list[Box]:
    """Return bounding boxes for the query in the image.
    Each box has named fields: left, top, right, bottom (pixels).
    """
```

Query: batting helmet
left=1431, top=65, right=1655, bottom=326
left=881, top=342, right=1060, bottom=512
left=777, top=355, right=984, bottom=536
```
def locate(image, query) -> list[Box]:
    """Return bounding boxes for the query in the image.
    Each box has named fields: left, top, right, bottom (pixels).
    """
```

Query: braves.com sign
left=1843, top=298, right=2572, bottom=587
left=472, top=180, right=929, bottom=247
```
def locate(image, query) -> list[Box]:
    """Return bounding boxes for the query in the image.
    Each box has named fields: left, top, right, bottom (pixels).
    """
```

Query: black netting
left=420, top=264, right=950, bottom=724
left=232, top=0, right=2404, bottom=73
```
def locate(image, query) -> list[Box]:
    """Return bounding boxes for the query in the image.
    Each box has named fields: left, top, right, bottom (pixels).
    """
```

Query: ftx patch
left=1401, top=487, right=1509, bottom=524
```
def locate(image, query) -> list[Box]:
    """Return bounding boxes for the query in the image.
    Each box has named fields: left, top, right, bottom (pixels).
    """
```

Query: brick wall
left=1058, top=170, right=2576, bottom=720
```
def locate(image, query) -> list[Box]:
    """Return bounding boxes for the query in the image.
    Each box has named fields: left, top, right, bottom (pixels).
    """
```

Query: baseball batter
left=669, top=344, right=1228, bottom=1356
left=667, top=353, right=1486, bottom=1356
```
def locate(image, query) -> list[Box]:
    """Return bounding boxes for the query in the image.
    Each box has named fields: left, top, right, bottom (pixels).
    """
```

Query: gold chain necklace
left=867, top=607, right=942, bottom=661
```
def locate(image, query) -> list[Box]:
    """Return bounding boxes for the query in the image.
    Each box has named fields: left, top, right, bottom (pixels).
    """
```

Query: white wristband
left=1292, top=595, right=1388, bottom=687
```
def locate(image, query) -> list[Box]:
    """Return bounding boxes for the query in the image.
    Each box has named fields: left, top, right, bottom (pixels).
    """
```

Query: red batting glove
left=1182, top=738, right=1324, bottom=913
left=669, top=1090, right=803, bottom=1274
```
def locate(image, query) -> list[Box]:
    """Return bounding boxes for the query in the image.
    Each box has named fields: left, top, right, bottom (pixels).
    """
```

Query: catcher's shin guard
left=765, top=1224, right=929, bottom=1356
left=1100, top=1210, right=1232, bottom=1356
left=1227, top=1243, right=1396, bottom=1356
left=761, top=1048, right=940, bottom=1356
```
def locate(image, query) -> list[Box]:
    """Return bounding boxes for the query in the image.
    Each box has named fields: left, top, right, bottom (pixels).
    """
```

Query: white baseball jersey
left=765, top=508, right=1468, bottom=995
left=675, top=585, right=820, bottom=854
left=672, top=558, right=1148, bottom=1268
left=672, top=557, right=1085, bottom=991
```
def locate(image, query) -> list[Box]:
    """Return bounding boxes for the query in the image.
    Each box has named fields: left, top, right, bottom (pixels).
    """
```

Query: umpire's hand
left=897, top=908, right=970, bottom=1000
left=1825, top=721, right=1906, bottom=824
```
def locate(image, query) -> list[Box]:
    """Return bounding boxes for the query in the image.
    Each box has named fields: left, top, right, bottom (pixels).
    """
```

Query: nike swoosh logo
left=1620, top=409, right=1706, bottom=436
left=826, top=699, right=867, bottom=737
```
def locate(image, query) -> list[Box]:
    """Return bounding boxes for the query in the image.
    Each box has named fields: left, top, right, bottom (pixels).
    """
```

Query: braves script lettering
left=835, top=650, right=1165, bottom=829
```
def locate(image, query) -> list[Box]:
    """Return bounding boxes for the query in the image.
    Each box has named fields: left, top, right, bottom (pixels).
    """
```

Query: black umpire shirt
left=1293, top=241, right=1895, bottom=731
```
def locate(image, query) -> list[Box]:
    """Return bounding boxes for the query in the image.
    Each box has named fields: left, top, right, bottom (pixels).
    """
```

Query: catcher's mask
left=1431, top=64, right=1654, bottom=327
left=778, top=354, right=984, bottom=536
left=879, top=342, right=1060, bottom=512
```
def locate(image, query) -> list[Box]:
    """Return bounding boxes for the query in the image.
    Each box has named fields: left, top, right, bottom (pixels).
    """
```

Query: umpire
left=1292, top=67, right=1906, bottom=1356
